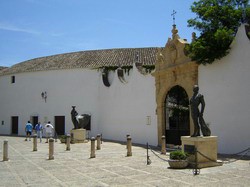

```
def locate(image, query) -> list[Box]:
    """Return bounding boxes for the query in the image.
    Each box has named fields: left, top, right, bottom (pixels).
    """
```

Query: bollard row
left=3, top=134, right=134, bottom=161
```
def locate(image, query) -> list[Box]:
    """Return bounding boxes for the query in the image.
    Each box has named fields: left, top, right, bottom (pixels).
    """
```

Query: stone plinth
left=181, top=136, right=223, bottom=168
left=70, top=129, right=86, bottom=143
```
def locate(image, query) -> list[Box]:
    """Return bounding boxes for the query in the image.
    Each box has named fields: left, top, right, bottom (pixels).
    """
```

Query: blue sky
left=0, top=0, right=196, bottom=67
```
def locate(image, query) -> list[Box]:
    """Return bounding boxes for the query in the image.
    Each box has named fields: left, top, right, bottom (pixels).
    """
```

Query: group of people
left=25, top=121, right=54, bottom=143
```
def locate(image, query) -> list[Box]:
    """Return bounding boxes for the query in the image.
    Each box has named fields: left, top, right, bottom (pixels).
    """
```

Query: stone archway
left=153, top=25, right=198, bottom=146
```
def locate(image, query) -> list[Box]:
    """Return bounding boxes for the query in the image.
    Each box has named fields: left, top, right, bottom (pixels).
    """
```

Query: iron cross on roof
left=171, top=10, right=177, bottom=25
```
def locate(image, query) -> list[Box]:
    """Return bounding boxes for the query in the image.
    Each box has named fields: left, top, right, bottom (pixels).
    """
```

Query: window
left=11, top=76, right=15, bottom=83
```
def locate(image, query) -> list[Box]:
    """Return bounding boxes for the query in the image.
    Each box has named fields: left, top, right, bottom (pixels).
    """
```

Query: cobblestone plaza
left=0, top=136, right=249, bottom=186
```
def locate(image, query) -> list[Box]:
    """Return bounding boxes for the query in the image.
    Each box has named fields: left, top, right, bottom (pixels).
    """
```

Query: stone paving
left=0, top=136, right=249, bottom=187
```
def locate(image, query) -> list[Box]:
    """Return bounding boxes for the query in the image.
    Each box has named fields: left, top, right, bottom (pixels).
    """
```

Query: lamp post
left=41, top=92, right=47, bottom=103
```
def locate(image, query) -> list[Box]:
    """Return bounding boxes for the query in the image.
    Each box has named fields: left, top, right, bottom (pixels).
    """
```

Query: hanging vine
left=142, top=65, right=155, bottom=73
left=121, top=65, right=133, bottom=75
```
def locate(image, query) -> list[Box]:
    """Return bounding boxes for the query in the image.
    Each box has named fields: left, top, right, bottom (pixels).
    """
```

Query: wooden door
left=11, top=116, right=18, bottom=134
left=54, top=116, right=65, bottom=135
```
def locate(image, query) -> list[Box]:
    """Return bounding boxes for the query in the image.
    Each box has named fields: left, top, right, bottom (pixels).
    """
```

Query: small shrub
left=170, top=150, right=188, bottom=160
left=58, top=135, right=67, bottom=143
left=58, top=135, right=67, bottom=139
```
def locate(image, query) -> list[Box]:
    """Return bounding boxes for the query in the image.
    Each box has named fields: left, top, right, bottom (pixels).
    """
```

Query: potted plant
left=59, top=135, right=67, bottom=143
left=168, top=150, right=189, bottom=169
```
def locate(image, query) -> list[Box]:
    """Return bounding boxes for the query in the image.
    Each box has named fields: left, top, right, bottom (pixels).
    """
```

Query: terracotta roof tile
left=0, top=66, right=8, bottom=73
left=0, top=47, right=161, bottom=76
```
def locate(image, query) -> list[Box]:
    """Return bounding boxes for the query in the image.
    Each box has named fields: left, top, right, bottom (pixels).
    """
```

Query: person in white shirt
left=44, top=121, right=54, bottom=143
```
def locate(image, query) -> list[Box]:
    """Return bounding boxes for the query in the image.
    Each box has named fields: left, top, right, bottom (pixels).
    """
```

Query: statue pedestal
left=70, top=129, right=86, bottom=143
left=181, top=136, right=223, bottom=168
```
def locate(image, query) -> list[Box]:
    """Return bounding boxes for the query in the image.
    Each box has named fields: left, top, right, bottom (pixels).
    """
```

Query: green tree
left=186, top=0, right=250, bottom=65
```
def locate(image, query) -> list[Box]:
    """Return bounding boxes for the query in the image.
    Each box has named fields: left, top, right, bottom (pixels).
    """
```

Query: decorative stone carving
left=156, top=25, right=190, bottom=69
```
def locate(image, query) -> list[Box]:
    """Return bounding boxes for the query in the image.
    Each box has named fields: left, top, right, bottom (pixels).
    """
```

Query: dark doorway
left=11, top=116, right=18, bottom=135
left=32, top=116, right=38, bottom=129
left=54, top=116, right=65, bottom=135
left=165, top=85, right=190, bottom=145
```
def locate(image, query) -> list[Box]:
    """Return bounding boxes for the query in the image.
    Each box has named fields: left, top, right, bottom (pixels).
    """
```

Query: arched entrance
left=165, top=85, right=190, bottom=145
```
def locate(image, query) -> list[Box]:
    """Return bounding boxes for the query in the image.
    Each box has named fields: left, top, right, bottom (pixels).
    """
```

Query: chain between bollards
left=3, top=140, right=9, bottom=161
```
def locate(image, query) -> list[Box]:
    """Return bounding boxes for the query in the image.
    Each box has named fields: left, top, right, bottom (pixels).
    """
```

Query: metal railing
left=146, top=142, right=250, bottom=175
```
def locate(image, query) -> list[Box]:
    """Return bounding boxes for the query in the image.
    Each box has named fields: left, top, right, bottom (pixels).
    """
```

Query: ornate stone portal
left=154, top=25, right=221, bottom=168
left=153, top=25, right=198, bottom=145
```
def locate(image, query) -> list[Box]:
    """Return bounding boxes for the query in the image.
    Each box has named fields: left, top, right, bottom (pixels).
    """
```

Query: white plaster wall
left=98, top=64, right=158, bottom=146
left=0, top=69, right=100, bottom=137
left=0, top=64, right=158, bottom=146
left=199, top=24, right=250, bottom=154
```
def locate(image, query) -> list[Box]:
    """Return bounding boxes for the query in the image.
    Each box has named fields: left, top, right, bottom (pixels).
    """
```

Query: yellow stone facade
left=152, top=25, right=198, bottom=145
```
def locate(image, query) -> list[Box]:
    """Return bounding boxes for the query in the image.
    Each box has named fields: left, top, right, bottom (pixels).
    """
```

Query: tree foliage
left=186, top=0, right=250, bottom=65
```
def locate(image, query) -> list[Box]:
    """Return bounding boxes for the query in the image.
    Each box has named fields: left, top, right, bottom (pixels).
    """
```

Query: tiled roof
left=0, top=66, right=7, bottom=70
left=0, top=66, right=7, bottom=74
left=0, top=47, right=161, bottom=76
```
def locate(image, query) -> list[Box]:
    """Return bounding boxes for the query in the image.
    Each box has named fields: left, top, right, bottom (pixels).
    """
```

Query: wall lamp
left=41, top=91, right=47, bottom=103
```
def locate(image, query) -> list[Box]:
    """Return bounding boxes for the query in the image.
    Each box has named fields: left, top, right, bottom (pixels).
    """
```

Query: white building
left=199, top=24, right=250, bottom=154
left=0, top=48, right=158, bottom=146
left=0, top=24, right=249, bottom=154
